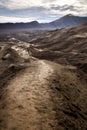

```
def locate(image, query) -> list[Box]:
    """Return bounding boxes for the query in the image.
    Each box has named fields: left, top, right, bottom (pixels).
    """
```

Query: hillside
left=49, top=14, right=87, bottom=28
left=0, top=21, right=41, bottom=30
left=0, top=22, right=87, bottom=130
left=29, top=22, right=87, bottom=68
left=0, top=14, right=87, bottom=31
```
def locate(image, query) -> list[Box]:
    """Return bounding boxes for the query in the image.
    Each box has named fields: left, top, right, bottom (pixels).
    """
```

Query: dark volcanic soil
left=0, top=22, right=87, bottom=130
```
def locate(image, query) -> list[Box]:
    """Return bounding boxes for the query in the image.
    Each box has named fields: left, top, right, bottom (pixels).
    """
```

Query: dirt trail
left=1, top=60, right=58, bottom=130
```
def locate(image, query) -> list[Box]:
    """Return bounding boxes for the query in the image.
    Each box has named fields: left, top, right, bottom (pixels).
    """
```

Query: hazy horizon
left=0, top=0, right=87, bottom=23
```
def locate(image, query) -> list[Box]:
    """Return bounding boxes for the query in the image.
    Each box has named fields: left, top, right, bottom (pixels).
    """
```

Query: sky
left=0, top=0, right=87, bottom=23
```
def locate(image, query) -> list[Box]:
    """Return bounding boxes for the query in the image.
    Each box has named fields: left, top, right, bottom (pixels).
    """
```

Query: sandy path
left=2, top=60, right=57, bottom=130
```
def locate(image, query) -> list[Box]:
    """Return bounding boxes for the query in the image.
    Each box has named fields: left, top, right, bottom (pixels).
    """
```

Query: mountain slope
left=0, top=47, right=87, bottom=130
left=49, top=14, right=87, bottom=28
left=29, top=21, right=87, bottom=71
left=0, top=14, right=87, bottom=30
left=0, top=21, right=87, bottom=130
left=0, top=21, right=41, bottom=30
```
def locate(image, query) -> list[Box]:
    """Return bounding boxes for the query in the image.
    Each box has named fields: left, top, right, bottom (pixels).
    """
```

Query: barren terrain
left=0, top=22, right=87, bottom=130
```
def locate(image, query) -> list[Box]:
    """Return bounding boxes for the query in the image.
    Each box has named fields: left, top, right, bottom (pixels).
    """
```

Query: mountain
left=0, top=14, right=87, bottom=30
left=0, top=21, right=87, bottom=130
left=29, top=21, right=87, bottom=68
left=48, top=14, right=87, bottom=28
left=0, top=21, right=41, bottom=30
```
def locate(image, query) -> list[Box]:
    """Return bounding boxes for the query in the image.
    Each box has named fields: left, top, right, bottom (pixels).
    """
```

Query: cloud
left=0, top=0, right=43, bottom=10
left=47, top=0, right=87, bottom=16
left=51, top=5, right=78, bottom=11
left=0, top=0, right=81, bottom=9
left=0, top=0, right=87, bottom=23
left=0, top=16, right=36, bottom=23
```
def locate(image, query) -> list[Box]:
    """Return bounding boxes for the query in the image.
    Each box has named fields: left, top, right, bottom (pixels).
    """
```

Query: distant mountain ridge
left=49, top=14, right=87, bottom=28
left=0, top=14, right=87, bottom=30
left=0, top=21, right=41, bottom=30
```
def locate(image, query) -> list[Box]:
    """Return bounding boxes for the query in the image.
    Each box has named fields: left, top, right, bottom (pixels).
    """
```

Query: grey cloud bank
left=0, top=0, right=87, bottom=23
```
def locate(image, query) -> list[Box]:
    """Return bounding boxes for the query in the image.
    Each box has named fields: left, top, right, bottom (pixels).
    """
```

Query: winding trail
left=3, top=60, right=57, bottom=130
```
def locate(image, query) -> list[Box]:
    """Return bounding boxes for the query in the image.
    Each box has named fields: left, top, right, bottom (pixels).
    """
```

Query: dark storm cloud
left=51, top=5, right=79, bottom=12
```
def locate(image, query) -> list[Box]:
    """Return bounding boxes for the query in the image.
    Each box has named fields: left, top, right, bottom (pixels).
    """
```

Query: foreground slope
left=0, top=22, right=87, bottom=130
